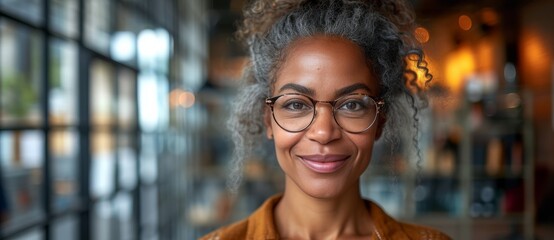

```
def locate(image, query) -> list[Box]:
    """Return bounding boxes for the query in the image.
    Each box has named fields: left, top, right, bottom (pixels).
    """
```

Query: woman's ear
left=374, top=114, right=386, bottom=140
left=264, top=107, right=274, bottom=139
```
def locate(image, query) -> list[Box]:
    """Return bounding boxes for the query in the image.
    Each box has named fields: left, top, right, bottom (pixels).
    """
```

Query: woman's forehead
left=272, top=35, right=378, bottom=96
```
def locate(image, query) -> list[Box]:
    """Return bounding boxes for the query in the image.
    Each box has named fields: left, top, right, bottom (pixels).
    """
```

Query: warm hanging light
left=445, top=45, right=476, bottom=94
left=178, top=91, right=196, bottom=109
left=169, top=88, right=196, bottom=109
left=458, top=15, right=472, bottom=31
left=414, top=27, right=430, bottom=44
left=169, top=89, right=183, bottom=108
left=481, top=8, right=499, bottom=26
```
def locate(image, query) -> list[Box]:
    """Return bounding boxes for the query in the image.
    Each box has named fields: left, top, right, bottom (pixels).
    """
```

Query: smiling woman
left=265, top=36, right=381, bottom=201
left=201, top=0, right=451, bottom=239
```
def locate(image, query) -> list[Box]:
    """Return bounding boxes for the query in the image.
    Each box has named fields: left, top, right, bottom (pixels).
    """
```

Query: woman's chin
left=295, top=179, right=350, bottom=200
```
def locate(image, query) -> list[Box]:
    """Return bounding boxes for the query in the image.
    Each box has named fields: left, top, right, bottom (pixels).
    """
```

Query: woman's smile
left=297, top=154, right=350, bottom=173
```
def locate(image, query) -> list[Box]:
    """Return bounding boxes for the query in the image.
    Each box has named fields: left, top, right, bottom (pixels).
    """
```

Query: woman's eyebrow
left=278, top=83, right=315, bottom=95
left=335, top=83, right=372, bottom=97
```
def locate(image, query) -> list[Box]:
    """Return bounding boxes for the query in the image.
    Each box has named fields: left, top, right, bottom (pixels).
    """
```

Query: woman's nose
left=305, top=104, right=342, bottom=144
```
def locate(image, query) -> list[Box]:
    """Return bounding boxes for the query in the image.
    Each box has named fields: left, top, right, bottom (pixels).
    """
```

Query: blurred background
left=0, top=0, right=553, bottom=239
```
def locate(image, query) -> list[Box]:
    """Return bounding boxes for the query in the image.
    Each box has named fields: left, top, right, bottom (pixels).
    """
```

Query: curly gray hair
left=227, top=0, right=431, bottom=192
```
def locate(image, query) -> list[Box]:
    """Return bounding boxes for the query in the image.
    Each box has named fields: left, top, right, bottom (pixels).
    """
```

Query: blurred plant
left=1, top=73, right=38, bottom=118
left=49, top=56, right=62, bottom=89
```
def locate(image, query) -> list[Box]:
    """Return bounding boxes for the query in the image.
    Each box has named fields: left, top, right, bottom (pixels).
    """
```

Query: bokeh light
left=459, top=15, right=473, bottom=31
left=415, top=27, right=430, bottom=44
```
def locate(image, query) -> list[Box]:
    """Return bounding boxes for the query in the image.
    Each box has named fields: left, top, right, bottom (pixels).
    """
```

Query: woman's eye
left=283, top=101, right=310, bottom=110
left=344, top=102, right=359, bottom=110
left=339, top=101, right=364, bottom=111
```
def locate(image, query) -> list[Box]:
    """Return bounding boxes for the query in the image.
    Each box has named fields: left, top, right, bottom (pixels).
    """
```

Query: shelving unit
left=360, top=91, right=535, bottom=240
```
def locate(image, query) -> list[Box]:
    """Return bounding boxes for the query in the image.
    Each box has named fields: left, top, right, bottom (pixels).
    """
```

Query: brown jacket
left=200, top=195, right=451, bottom=240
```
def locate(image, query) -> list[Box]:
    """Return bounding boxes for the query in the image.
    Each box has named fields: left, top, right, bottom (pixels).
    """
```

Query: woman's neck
left=274, top=180, right=373, bottom=240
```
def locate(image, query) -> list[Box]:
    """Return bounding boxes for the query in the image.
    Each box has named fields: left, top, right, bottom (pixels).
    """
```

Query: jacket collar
left=244, top=194, right=411, bottom=239
left=245, top=194, right=281, bottom=239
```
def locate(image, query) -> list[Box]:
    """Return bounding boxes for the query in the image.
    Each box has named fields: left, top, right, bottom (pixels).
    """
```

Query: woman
left=202, top=0, right=451, bottom=239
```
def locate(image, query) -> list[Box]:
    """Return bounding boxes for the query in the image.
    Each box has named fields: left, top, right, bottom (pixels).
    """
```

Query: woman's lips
left=298, top=154, right=349, bottom=173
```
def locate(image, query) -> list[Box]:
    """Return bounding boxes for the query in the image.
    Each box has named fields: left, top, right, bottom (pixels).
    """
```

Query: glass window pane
left=90, top=60, right=115, bottom=127
left=50, top=0, right=78, bottom=37
left=141, top=185, right=158, bottom=238
left=0, top=131, right=44, bottom=229
left=138, top=73, right=158, bottom=131
left=50, top=39, right=78, bottom=125
left=0, top=20, right=43, bottom=126
left=111, top=7, right=136, bottom=65
left=118, top=134, right=137, bottom=190
left=50, top=129, right=79, bottom=212
left=91, top=197, right=136, bottom=240
left=121, top=0, right=146, bottom=8
left=85, top=0, right=111, bottom=53
left=140, top=134, right=157, bottom=184
left=51, top=215, right=79, bottom=240
left=110, top=31, right=136, bottom=65
left=0, top=0, right=43, bottom=25
left=118, top=69, right=137, bottom=129
left=90, top=131, right=115, bottom=198
left=138, top=73, right=169, bottom=131
left=6, top=227, right=43, bottom=240
left=92, top=200, right=113, bottom=240
left=111, top=5, right=153, bottom=66
left=113, top=192, right=135, bottom=240
left=137, top=28, right=171, bottom=73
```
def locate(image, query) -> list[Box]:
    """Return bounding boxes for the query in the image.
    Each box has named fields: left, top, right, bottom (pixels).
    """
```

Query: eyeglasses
left=265, top=93, right=384, bottom=133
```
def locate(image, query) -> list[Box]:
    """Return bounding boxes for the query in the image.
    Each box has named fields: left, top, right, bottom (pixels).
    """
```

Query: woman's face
left=265, top=35, right=382, bottom=199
